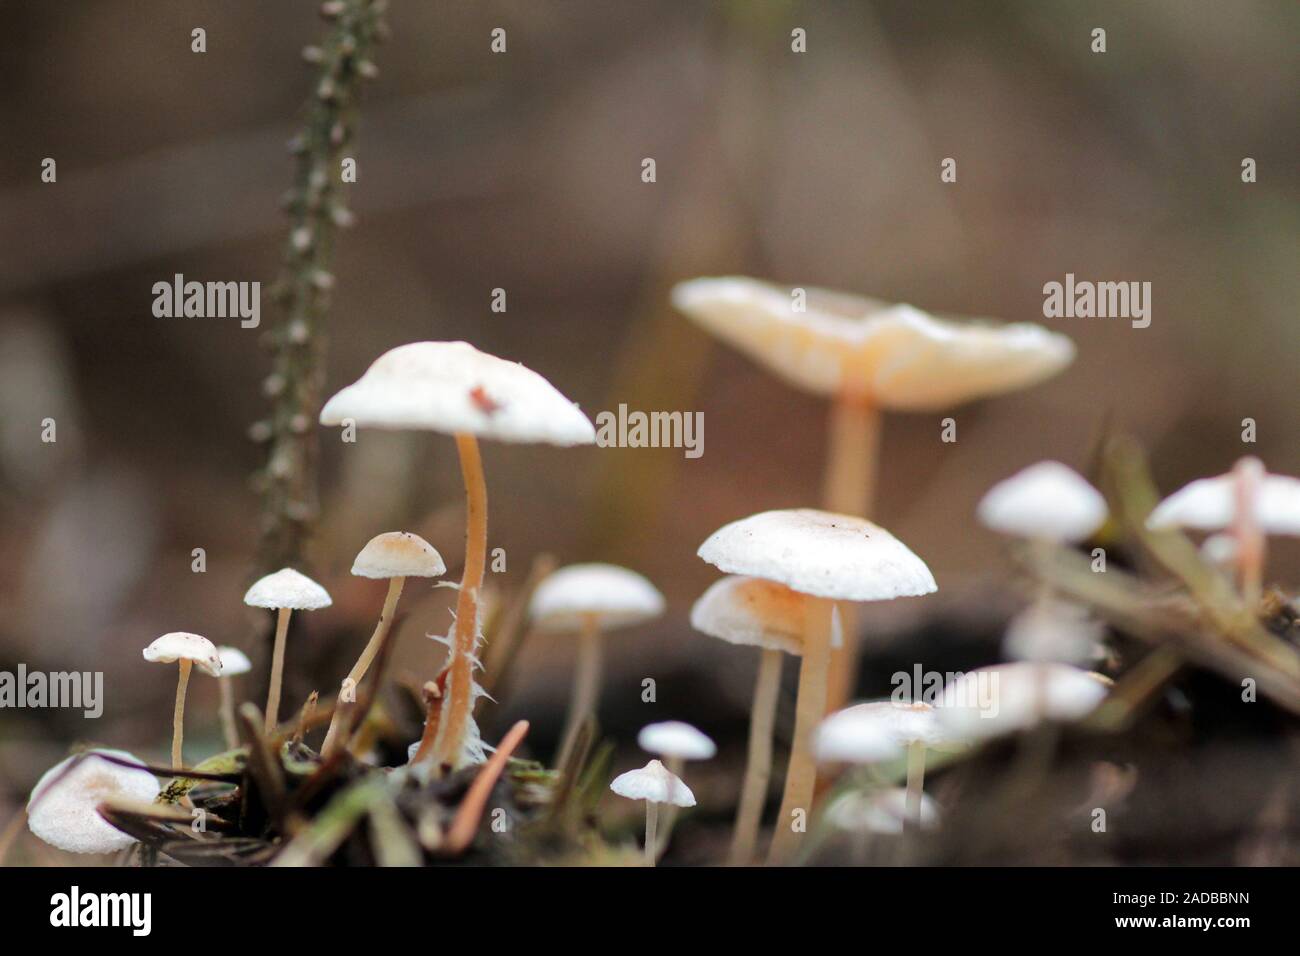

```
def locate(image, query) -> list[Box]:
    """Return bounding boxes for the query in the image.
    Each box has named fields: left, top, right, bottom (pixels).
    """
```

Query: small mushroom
left=674, top=278, right=1075, bottom=710
left=814, top=701, right=950, bottom=829
left=529, top=563, right=664, bottom=769
left=142, top=632, right=221, bottom=769
left=937, top=662, right=1109, bottom=742
left=321, top=341, right=596, bottom=769
left=1147, top=456, right=1300, bottom=607
left=213, top=646, right=252, bottom=750
left=321, top=532, right=446, bottom=757
left=27, top=749, right=160, bottom=854
left=697, top=508, right=937, bottom=862
left=824, top=787, right=940, bottom=836
left=637, top=720, right=716, bottom=861
left=243, top=568, right=332, bottom=734
left=1002, top=598, right=1107, bottom=666
left=608, top=759, right=695, bottom=866
left=690, top=574, right=808, bottom=864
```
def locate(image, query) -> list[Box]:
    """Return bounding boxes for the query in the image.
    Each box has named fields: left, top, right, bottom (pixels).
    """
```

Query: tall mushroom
left=321, top=531, right=446, bottom=757
left=320, top=341, right=596, bottom=769
left=27, top=750, right=160, bottom=855
left=697, top=508, right=936, bottom=862
left=243, top=568, right=332, bottom=734
left=142, top=632, right=221, bottom=769
left=213, top=646, right=252, bottom=750
left=529, top=563, right=665, bottom=769
left=690, top=574, right=809, bottom=864
left=608, top=759, right=695, bottom=866
left=673, top=277, right=1074, bottom=711
left=1147, top=456, right=1300, bottom=609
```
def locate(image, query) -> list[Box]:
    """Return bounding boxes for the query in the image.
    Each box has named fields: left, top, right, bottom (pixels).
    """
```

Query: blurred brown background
left=1, top=0, right=1297, bottom=830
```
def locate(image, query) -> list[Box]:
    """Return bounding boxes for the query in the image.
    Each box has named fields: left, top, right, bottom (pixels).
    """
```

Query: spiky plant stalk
left=252, top=0, right=387, bottom=575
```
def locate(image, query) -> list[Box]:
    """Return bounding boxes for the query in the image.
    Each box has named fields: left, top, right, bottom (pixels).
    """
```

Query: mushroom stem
left=730, top=647, right=783, bottom=865
left=321, top=575, right=405, bottom=757
left=769, top=598, right=834, bottom=863
left=172, top=659, right=193, bottom=770
left=904, top=740, right=926, bottom=831
left=1232, top=457, right=1265, bottom=610
left=264, top=606, right=293, bottom=734
left=823, top=393, right=880, bottom=714
left=644, top=800, right=659, bottom=867
left=654, top=754, right=686, bottom=860
left=218, top=676, right=238, bottom=750
left=429, top=432, right=489, bottom=768
left=555, top=612, right=602, bottom=771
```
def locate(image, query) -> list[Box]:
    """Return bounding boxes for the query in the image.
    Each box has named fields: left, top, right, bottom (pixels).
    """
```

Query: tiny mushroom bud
left=27, top=750, right=160, bottom=854
left=244, top=568, right=332, bottom=734
left=609, top=759, right=695, bottom=866
left=321, top=532, right=446, bottom=758
left=143, top=632, right=221, bottom=769
left=213, top=646, right=252, bottom=750
left=531, top=563, right=665, bottom=769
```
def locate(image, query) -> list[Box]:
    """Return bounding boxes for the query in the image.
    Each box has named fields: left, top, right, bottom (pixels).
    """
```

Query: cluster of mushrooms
left=21, top=277, right=1299, bottom=866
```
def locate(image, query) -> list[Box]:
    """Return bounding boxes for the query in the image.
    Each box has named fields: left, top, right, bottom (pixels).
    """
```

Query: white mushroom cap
left=977, top=461, right=1108, bottom=543
left=672, top=277, right=1074, bottom=410
left=689, top=575, right=808, bottom=655
left=529, top=563, right=665, bottom=633
left=27, top=749, right=159, bottom=854
left=815, top=701, right=948, bottom=765
left=937, top=662, right=1108, bottom=741
left=824, top=788, right=940, bottom=835
left=351, top=531, right=446, bottom=580
left=637, top=721, right=717, bottom=761
left=608, top=759, right=696, bottom=807
left=320, top=340, right=596, bottom=446
left=243, top=567, right=333, bottom=610
left=142, top=632, right=221, bottom=677
left=1147, top=462, right=1300, bottom=535
left=697, top=509, right=937, bottom=602
left=216, top=646, right=252, bottom=677
left=1002, top=600, right=1106, bottom=665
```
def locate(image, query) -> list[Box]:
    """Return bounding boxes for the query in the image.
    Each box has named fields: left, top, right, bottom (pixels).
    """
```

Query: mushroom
left=937, top=662, right=1109, bottom=742
left=689, top=574, right=808, bottom=864
left=213, top=646, right=252, bottom=750
left=824, top=787, right=940, bottom=836
left=674, top=278, right=1074, bottom=710
left=320, top=341, right=595, bottom=769
left=529, top=563, right=665, bottom=768
left=27, top=749, right=160, bottom=854
left=243, top=568, right=332, bottom=734
left=814, top=701, right=950, bottom=829
left=1147, top=456, right=1300, bottom=607
left=142, top=632, right=221, bottom=769
left=608, top=758, right=695, bottom=866
left=321, top=532, right=446, bottom=757
left=637, top=720, right=716, bottom=860
left=697, top=508, right=937, bottom=861
left=1002, top=598, right=1107, bottom=666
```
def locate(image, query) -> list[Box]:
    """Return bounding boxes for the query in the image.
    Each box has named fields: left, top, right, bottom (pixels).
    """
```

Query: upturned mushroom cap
left=689, top=575, right=808, bottom=655
left=243, top=567, right=333, bottom=610
left=216, top=646, right=253, bottom=677
left=824, top=788, right=940, bottom=835
left=1147, top=461, right=1300, bottom=535
left=351, top=531, right=446, bottom=580
left=697, top=509, right=936, bottom=602
left=609, top=759, right=696, bottom=807
left=142, top=632, right=221, bottom=677
left=319, top=340, right=597, bottom=446
left=529, top=563, right=665, bottom=633
left=937, top=662, right=1108, bottom=741
left=977, top=461, right=1108, bottom=543
left=637, top=721, right=717, bottom=761
left=672, top=277, right=1074, bottom=410
left=815, top=701, right=949, bottom=765
left=27, top=750, right=159, bottom=854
